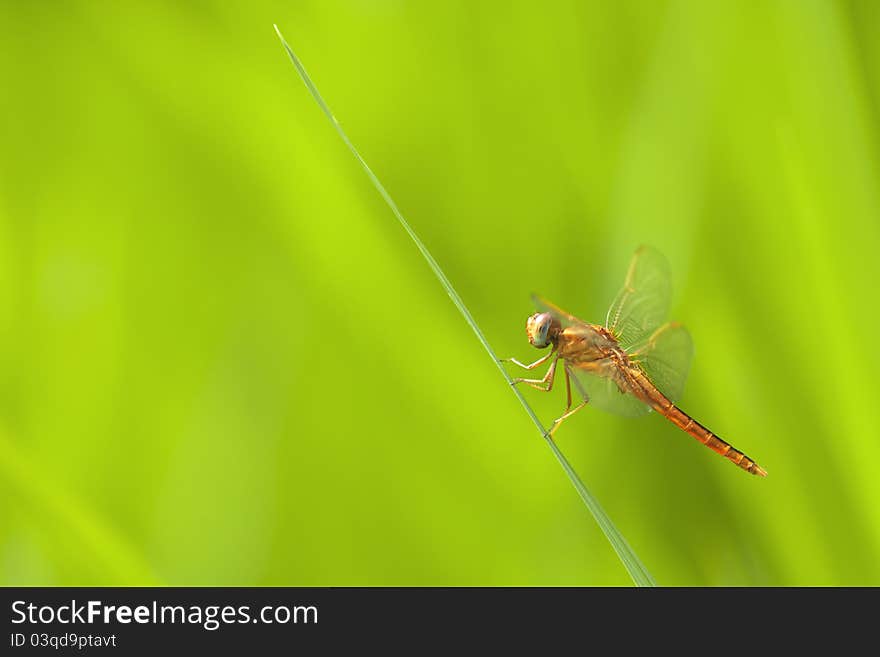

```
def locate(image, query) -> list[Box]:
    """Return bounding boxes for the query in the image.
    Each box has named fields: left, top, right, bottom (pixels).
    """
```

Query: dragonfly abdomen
left=628, top=368, right=767, bottom=476
left=664, top=405, right=766, bottom=476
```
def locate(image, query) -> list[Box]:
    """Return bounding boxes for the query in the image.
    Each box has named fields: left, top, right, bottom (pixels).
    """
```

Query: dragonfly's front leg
left=501, top=350, right=555, bottom=371
left=548, top=365, right=589, bottom=436
left=511, top=356, right=559, bottom=392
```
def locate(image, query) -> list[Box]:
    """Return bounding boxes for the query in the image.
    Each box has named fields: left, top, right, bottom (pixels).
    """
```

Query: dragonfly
left=504, top=246, right=766, bottom=477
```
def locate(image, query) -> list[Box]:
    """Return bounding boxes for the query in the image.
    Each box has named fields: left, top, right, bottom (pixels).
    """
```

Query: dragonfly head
left=526, top=312, right=557, bottom=349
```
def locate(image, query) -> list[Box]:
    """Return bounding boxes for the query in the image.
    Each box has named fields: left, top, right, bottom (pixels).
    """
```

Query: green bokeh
left=1, top=0, right=879, bottom=586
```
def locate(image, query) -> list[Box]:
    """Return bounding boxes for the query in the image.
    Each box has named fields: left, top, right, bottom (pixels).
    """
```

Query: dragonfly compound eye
left=526, top=312, right=552, bottom=349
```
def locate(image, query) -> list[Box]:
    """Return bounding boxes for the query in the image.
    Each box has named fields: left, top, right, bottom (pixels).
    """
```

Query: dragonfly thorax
left=526, top=312, right=560, bottom=349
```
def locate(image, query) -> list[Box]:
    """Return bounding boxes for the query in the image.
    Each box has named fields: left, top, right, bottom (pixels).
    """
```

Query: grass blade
left=274, top=25, right=656, bottom=587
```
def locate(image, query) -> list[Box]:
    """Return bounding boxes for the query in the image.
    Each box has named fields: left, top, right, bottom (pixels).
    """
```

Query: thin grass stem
left=274, top=25, right=656, bottom=587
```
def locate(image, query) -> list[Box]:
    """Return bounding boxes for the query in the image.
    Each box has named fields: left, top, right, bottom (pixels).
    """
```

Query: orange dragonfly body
left=505, top=246, right=766, bottom=476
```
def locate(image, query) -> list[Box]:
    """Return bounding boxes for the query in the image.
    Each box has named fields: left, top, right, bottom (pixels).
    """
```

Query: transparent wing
left=565, top=322, right=693, bottom=419
left=629, top=322, right=694, bottom=404
left=531, top=293, right=590, bottom=329
left=605, top=246, right=672, bottom=350
left=567, top=361, right=652, bottom=418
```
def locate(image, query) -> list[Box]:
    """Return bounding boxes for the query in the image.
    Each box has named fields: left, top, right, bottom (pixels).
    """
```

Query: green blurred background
left=1, top=0, right=879, bottom=586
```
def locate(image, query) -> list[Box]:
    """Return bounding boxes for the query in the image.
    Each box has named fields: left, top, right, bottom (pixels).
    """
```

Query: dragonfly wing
left=605, top=246, right=672, bottom=350
left=629, top=322, right=694, bottom=403
left=564, top=322, right=693, bottom=419
left=566, top=361, right=652, bottom=418
left=532, top=293, right=591, bottom=329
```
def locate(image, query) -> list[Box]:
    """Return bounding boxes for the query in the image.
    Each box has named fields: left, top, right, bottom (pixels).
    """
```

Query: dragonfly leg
left=501, top=350, right=555, bottom=371
left=512, top=356, right=558, bottom=391
left=548, top=366, right=589, bottom=436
